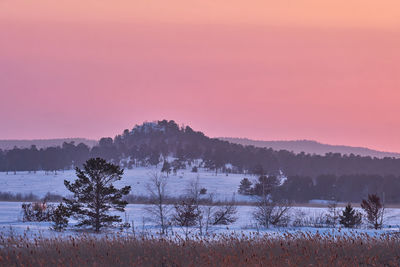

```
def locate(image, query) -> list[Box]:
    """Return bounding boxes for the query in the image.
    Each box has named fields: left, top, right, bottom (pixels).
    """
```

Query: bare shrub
left=292, top=210, right=307, bottom=227
left=211, top=201, right=238, bottom=225
left=325, top=201, right=340, bottom=228
left=291, top=211, right=328, bottom=228
left=253, top=198, right=291, bottom=228
left=21, top=201, right=53, bottom=222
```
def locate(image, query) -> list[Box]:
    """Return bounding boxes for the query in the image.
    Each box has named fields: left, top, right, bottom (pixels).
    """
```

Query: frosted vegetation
left=0, top=165, right=399, bottom=238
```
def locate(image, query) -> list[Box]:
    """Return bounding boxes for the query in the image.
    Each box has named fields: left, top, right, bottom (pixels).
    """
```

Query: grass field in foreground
left=1, top=232, right=400, bottom=266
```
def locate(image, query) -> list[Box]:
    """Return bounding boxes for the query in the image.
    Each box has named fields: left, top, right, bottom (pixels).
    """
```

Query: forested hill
left=219, top=138, right=400, bottom=159
left=0, top=138, right=97, bottom=150
left=2, top=120, right=400, bottom=178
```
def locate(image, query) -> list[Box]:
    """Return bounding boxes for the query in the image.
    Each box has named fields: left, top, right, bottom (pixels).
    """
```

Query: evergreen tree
left=64, top=158, right=131, bottom=232
left=161, top=160, right=171, bottom=176
left=173, top=198, right=200, bottom=227
left=148, top=151, right=160, bottom=166
left=51, top=203, right=70, bottom=231
left=173, top=198, right=201, bottom=238
left=191, top=166, right=198, bottom=173
left=238, top=178, right=253, bottom=195
left=253, top=175, right=279, bottom=197
left=339, top=203, right=362, bottom=228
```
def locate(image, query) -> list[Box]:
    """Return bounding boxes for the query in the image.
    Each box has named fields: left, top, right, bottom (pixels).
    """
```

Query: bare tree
left=186, top=175, right=202, bottom=203
left=253, top=198, right=291, bottom=228
left=361, top=194, right=385, bottom=230
left=202, top=206, right=214, bottom=235
left=212, top=201, right=238, bottom=225
left=145, top=171, right=171, bottom=235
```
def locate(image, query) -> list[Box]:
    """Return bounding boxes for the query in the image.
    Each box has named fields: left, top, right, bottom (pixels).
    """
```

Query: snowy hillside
left=0, top=168, right=251, bottom=202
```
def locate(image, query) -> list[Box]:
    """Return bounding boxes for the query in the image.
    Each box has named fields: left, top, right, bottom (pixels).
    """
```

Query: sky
left=1, top=1, right=400, bottom=152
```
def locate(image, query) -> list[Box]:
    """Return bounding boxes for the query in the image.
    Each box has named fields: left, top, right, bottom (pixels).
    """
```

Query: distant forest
left=1, top=120, right=400, bottom=178
left=272, top=174, right=400, bottom=203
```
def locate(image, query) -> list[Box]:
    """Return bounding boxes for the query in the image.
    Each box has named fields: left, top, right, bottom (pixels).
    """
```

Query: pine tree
left=161, top=160, right=171, bottom=176
left=64, top=158, right=131, bottom=232
left=173, top=198, right=200, bottom=227
left=339, top=203, right=362, bottom=228
left=51, top=203, right=70, bottom=231
left=238, top=178, right=253, bottom=195
left=173, top=198, right=201, bottom=238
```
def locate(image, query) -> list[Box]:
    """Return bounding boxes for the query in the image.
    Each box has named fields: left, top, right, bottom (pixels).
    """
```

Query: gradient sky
left=1, top=1, right=400, bottom=151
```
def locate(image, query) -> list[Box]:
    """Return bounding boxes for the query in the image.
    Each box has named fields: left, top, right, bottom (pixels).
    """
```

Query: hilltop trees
left=4, top=120, right=400, bottom=182
left=64, top=158, right=131, bottom=232
left=4, top=120, right=400, bottom=203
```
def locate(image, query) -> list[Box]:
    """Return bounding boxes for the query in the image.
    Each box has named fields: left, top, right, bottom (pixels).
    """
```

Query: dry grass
left=1, top=232, right=400, bottom=266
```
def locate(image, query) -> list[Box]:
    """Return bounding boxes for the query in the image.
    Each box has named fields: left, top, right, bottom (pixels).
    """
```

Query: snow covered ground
left=0, top=168, right=252, bottom=202
left=1, top=169, right=400, bottom=238
left=1, top=201, right=400, bottom=239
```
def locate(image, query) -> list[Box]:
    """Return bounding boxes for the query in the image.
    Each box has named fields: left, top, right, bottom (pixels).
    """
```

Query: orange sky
left=1, top=1, right=400, bottom=152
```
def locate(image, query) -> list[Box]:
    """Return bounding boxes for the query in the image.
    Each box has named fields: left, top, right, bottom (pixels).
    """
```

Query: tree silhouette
left=339, top=203, right=362, bottom=228
left=361, top=194, right=384, bottom=229
left=64, top=158, right=131, bottom=232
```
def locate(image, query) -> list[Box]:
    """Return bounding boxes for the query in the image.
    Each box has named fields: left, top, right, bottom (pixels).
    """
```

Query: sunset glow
left=1, top=1, right=400, bottom=151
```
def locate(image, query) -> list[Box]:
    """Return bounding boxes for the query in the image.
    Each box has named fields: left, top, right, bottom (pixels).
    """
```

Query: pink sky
left=1, top=1, right=400, bottom=152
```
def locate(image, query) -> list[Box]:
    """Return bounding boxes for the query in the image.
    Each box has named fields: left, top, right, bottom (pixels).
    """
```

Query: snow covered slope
left=0, top=168, right=251, bottom=202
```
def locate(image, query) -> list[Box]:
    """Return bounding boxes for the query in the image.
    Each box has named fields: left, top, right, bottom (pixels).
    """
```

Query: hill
left=2, top=120, right=400, bottom=178
left=219, top=138, right=400, bottom=159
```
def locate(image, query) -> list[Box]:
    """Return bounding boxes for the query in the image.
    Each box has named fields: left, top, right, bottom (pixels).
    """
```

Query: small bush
left=21, top=201, right=54, bottom=222
left=199, top=188, right=207, bottom=195
left=339, top=203, right=362, bottom=228
left=238, top=178, right=252, bottom=195
left=212, top=203, right=238, bottom=225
